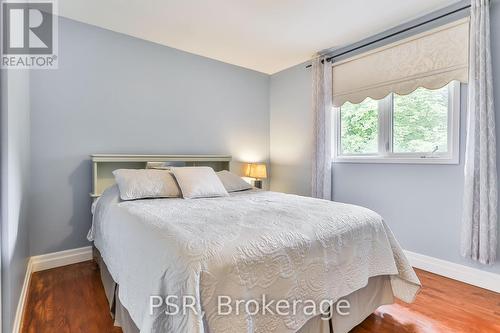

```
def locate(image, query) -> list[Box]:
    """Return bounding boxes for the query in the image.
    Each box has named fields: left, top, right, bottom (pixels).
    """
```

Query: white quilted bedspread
left=91, top=187, right=420, bottom=333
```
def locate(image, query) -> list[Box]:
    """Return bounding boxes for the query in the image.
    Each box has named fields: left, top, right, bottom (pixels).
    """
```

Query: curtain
left=311, top=57, right=332, bottom=200
left=461, top=0, right=498, bottom=264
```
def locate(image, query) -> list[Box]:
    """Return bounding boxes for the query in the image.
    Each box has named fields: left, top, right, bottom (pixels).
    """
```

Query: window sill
left=333, top=156, right=459, bottom=165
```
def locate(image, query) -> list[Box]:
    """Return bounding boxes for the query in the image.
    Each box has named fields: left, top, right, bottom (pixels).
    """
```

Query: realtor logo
left=1, top=0, right=58, bottom=69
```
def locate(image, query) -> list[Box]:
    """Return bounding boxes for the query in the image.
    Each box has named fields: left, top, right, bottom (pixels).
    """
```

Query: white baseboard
left=12, top=258, right=33, bottom=333
left=404, top=250, right=500, bottom=293
left=31, top=246, right=93, bottom=272
left=12, top=246, right=93, bottom=333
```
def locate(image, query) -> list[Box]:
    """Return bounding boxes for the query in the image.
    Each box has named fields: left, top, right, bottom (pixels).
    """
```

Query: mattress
left=89, top=185, right=420, bottom=333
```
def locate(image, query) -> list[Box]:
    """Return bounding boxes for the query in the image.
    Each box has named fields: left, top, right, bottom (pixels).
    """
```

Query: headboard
left=90, top=154, right=232, bottom=198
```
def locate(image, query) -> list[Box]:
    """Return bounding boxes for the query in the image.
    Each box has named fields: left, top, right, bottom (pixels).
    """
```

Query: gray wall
left=270, top=63, right=313, bottom=196
left=1, top=69, right=31, bottom=333
left=29, top=18, right=270, bottom=255
left=270, top=1, right=500, bottom=274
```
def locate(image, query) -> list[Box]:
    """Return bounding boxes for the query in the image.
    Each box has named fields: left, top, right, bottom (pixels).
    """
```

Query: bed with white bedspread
left=89, top=183, right=420, bottom=333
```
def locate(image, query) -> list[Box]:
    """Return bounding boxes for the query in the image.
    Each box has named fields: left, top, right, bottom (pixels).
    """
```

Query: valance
left=332, top=18, right=469, bottom=107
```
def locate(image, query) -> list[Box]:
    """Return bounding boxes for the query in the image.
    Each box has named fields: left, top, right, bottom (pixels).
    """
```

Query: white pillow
left=112, top=169, right=181, bottom=200
left=216, top=170, right=252, bottom=192
left=171, top=167, right=229, bottom=199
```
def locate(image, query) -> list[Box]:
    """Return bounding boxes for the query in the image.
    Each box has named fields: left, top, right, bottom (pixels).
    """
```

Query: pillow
left=171, top=167, right=229, bottom=199
left=112, top=169, right=181, bottom=200
left=216, top=170, right=252, bottom=192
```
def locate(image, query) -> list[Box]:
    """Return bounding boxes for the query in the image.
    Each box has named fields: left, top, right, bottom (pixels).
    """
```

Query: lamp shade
left=244, top=163, right=267, bottom=179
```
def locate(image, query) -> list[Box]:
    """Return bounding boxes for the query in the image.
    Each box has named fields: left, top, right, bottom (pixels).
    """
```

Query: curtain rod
left=305, top=2, right=471, bottom=69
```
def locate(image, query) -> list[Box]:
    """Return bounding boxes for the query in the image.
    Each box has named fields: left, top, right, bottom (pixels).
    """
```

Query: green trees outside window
left=339, top=84, right=450, bottom=156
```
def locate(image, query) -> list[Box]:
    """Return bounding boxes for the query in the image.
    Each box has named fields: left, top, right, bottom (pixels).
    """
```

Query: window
left=333, top=81, right=460, bottom=164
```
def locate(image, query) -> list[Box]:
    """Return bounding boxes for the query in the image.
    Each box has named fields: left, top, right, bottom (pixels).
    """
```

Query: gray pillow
left=112, top=169, right=181, bottom=200
left=216, top=170, right=253, bottom=192
left=171, top=167, right=229, bottom=199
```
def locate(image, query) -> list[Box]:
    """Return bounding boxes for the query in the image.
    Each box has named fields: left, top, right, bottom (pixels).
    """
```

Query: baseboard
left=404, top=250, right=500, bottom=293
left=31, top=246, right=93, bottom=272
left=12, top=258, right=33, bottom=333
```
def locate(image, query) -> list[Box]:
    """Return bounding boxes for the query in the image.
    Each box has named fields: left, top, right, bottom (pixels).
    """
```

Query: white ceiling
left=59, top=0, right=459, bottom=74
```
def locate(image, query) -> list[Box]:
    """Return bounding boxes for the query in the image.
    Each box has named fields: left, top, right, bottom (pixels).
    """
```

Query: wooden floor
left=21, top=261, right=500, bottom=333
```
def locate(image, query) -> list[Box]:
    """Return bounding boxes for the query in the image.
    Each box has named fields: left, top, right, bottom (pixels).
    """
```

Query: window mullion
left=387, top=94, right=393, bottom=155
left=377, top=100, right=385, bottom=155
left=378, top=95, right=392, bottom=156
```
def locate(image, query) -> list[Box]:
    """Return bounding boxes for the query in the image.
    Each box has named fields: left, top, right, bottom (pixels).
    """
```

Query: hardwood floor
left=351, top=270, right=500, bottom=333
left=21, top=261, right=500, bottom=333
left=21, top=261, right=121, bottom=333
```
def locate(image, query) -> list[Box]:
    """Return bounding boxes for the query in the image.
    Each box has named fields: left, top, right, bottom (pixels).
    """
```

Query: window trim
left=332, top=81, right=461, bottom=165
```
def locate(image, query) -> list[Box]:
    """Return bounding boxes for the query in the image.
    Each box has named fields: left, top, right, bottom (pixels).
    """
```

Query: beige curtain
left=461, top=0, right=497, bottom=264
left=311, top=57, right=332, bottom=200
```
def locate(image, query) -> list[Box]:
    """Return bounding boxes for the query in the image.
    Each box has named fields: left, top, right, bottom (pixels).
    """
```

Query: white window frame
left=333, top=81, right=461, bottom=164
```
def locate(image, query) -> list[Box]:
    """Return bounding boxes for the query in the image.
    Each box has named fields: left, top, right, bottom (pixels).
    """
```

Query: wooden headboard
left=90, top=154, right=232, bottom=198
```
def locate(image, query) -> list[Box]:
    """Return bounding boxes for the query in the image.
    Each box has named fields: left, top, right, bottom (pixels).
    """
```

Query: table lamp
left=244, top=163, right=267, bottom=189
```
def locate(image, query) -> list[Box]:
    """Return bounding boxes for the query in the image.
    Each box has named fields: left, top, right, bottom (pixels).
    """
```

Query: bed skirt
left=93, top=247, right=394, bottom=333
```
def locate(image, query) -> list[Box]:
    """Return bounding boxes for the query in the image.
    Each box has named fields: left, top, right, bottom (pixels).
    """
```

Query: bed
left=88, top=154, right=421, bottom=333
